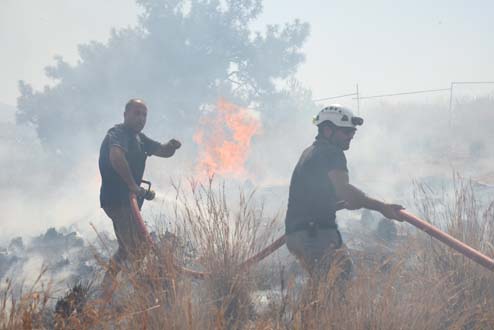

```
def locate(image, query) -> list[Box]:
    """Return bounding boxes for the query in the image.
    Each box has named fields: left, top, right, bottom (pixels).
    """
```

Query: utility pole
left=356, top=83, right=360, bottom=114
left=448, top=82, right=454, bottom=128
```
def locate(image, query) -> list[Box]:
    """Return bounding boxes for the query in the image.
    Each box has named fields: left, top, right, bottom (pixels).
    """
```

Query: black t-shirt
left=99, top=124, right=160, bottom=208
left=285, top=137, right=348, bottom=232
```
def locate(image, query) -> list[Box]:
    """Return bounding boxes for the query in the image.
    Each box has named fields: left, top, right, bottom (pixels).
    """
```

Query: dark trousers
left=103, top=205, right=149, bottom=271
left=100, top=205, right=152, bottom=301
left=286, top=228, right=353, bottom=280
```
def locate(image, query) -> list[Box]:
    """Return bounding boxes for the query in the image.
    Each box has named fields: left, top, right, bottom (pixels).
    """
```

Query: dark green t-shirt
left=99, top=124, right=160, bottom=208
left=285, top=137, right=348, bottom=233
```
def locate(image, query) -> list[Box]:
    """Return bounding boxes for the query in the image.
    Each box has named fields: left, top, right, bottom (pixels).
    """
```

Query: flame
left=194, top=99, right=261, bottom=179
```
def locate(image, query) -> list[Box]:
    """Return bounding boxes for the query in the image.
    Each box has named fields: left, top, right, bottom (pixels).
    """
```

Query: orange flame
left=194, top=99, right=261, bottom=179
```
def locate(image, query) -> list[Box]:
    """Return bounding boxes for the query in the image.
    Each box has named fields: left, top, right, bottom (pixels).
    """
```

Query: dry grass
left=2, top=176, right=494, bottom=329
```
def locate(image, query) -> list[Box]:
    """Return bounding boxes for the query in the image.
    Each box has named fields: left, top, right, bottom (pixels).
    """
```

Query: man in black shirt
left=99, top=98, right=181, bottom=282
left=285, top=104, right=403, bottom=279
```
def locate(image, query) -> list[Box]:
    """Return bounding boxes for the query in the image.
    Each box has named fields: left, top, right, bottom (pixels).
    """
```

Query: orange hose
left=399, top=210, right=494, bottom=271
left=129, top=193, right=154, bottom=246
left=238, top=235, right=286, bottom=270
left=130, top=192, right=494, bottom=275
left=129, top=193, right=287, bottom=278
left=130, top=192, right=209, bottom=279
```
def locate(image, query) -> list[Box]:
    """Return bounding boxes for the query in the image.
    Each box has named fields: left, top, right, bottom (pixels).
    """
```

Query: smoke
left=4, top=88, right=494, bottom=240
left=2, top=0, right=494, bottom=295
left=0, top=103, right=111, bottom=242
left=349, top=96, right=494, bottom=192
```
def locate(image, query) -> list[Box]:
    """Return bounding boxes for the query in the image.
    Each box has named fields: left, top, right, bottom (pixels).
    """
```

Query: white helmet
left=312, top=104, right=363, bottom=128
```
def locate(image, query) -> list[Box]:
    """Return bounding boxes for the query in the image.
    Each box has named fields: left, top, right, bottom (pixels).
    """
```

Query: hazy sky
left=1, top=0, right=494, bottom=107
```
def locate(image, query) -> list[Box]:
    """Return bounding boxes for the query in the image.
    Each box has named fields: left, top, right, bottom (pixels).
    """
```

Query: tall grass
left=2, top=176, right=494, bottom=329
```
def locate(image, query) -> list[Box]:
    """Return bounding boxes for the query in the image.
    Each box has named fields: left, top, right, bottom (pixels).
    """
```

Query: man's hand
left=167, top=139, right=181, bottom=150
left=154, top=139, right=182, bottom=157
left=379, top=203, right=405, bottom=222
left=129, top=184, right=147, bottom=198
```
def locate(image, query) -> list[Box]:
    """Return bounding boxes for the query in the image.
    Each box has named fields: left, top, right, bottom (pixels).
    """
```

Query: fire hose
left=129, top=192, right=207, bottom=279
left=130, top=192, right=494, bottom=277
left=398, top=210, right=494, bottom=270
left=129, top=191, right=287, bottom=279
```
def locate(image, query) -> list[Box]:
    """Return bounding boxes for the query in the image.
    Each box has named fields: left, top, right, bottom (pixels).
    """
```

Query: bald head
left=125, top=98, right=147, bottom=113
left=124, top=98, right=148, bottom=133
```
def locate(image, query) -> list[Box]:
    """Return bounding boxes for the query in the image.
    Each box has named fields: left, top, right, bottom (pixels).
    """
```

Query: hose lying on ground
left=129, top=193, right=288, bottom=279
left=130, top=193, right=494, bottom=277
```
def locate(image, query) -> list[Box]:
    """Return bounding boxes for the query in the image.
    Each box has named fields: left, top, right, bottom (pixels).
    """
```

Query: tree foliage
left=16, top=0, right=309, bottom=159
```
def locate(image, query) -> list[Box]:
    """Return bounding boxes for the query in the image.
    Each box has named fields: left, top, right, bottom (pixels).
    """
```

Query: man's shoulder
left=107, top=123, right=126, bottom=134
left=101, top=124, right=132, bottom=153
left=106, top=124, right=132, bottom=141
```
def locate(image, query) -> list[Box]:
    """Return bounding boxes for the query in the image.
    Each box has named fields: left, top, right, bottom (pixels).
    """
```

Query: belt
left=286, top=220, right=338, bottom=235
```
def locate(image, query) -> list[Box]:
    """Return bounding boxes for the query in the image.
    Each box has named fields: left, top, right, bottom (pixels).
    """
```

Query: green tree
left=16, top=0, right=309, bottom=162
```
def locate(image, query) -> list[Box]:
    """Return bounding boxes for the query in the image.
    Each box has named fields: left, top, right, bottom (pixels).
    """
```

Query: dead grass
left=2, top=176, right=494, bottom=329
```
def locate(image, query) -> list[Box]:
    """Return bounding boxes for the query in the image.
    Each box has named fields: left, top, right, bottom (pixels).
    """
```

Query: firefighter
left=285, top=104, right=403, bottom=279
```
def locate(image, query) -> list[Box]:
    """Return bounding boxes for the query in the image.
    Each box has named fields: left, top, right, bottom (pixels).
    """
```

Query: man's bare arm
left=109, top=146, right=141, bottom=194
left=153, top=139, right=181, bottom=158
left=328, top=169, right=404, bottom=221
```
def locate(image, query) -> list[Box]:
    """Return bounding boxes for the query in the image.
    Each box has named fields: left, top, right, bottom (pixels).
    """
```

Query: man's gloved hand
left=379, top=203, right=405, bottom=222
left=167, top=139, right=181, bottom=150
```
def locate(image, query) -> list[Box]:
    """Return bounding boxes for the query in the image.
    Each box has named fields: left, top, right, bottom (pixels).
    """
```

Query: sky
left=1, top=0, right=494, bottom=109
